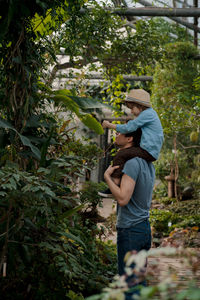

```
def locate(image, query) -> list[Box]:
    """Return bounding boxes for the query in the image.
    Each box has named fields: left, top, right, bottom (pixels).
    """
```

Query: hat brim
left=125, top=96, right=151, bottom=107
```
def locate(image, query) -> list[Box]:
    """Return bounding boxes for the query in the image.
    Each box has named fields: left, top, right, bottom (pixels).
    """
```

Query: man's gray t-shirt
left=116, top=157, right=155, bottom=228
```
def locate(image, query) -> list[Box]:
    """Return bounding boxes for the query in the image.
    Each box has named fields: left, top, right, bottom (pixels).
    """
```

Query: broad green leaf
left=59, top=204, right=85, bottom=220
left=32, top=5, right=69, bottom=39
left=51, top=92, right=104, bottom=134
left=61, top=231, right=86, bottom=248
left=55, top=89, right=113, bottom=110
left=52, top=94, right=80, bottom=115
left=0, top=191, right=7, bottom=196
left=9, top=177, right=17, bottom=189
left=24, top=218, right=38, bottom=230
left=32, top=10, right=54, bottom=37
left=18, top=134, right=41, bottom=160
left=80, top=114, right=104, bottom=134
left=140, top=286, right=158, bottom=297
left=55, top=89, right=71, bottom=97
left=69, top=95, right=111, bottom=110
left=0, top=118, right=16, bottom=130
left=0, top=118, right=41, bottom=160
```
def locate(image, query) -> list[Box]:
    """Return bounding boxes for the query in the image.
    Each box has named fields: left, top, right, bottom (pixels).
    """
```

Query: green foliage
left=0, top=117, right=41, bottom=160
left=60, top=134, right=103, bottom=174
left=51, top=89, right=104, bottom=134
left=1, top=0, right=199, bottom=299
left=151, top=41, right=199, bottom=136
left=80, top=181, right=106, bottom=209
left=58, top=3, right=123, bottom=60
left=150, top=209, right=180, bottom=235
left=153, top=182, right=168, bottom=199
left=147, top=18, right=193, bottom=45
left=99, top=18, right=165, bottom=76
left=154, top=144, right=200, bottom=199
left=192, top=76, right=200, bottom=128
left=100, top=74, right=130, bottom=118
left=0, top=1, right=116, bottom=287
left=47, top=2, right=195, bottom=89
left=154, top=148, right=190, bottom=183
left=0, top=151, right=117, bottom=298
left=151, top=41, right=200, bottom=197
left=150, top=198, right=200, bottom=238
left=0, top=0, right=104, bottom=167
left=66, top=290, right=85, bottom=300
left=0, top=161, right=76, bottom=298
left=80, top=114, right=103, bottom=135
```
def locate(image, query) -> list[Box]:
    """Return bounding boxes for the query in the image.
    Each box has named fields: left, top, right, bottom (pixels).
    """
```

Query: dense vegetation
left=0, top=0, right=199, bottom=299
left=0, top=1, right=116, bottom=298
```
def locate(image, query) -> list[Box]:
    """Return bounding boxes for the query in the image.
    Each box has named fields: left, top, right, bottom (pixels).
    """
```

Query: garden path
left=97, top=198, right=200, bottom=287
left=98, top=197, right=117, bottom=243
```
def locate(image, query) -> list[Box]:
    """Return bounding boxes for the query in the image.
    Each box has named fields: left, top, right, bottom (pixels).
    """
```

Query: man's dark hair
left=125, top=128, right=142, bottom=147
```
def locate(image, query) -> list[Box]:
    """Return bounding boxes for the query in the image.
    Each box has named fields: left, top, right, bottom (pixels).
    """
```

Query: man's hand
left=102, top=120, right=117, bottom=130
left=104, top=165, right=119, bottom=179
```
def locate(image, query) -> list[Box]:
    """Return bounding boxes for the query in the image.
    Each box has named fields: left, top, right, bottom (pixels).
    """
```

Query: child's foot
left=98, top=188, right=113, bottom=198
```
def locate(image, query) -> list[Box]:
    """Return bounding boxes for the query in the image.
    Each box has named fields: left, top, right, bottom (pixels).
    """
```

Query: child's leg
left=127, top=147, right=156, bottom=162
left=112, top=147, right=155, bottom=180
left=112, top=149, right=127, bottom=180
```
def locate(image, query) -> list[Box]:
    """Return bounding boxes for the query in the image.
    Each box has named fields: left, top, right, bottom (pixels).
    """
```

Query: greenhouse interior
left=0, top=0, right=200, bottom=299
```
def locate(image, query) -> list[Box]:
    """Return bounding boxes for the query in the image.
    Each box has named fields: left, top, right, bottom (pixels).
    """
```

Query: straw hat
left=125, top=89, right=151, bottom=107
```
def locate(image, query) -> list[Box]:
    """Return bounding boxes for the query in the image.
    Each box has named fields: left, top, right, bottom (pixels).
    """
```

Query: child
left=98, top=89, right=164, bottom=198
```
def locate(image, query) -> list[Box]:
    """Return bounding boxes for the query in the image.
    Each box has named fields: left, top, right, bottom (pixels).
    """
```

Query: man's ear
left=127, top=136, right=133, bottom=143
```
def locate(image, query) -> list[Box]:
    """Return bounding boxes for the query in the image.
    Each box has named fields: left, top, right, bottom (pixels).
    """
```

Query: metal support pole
left=194, top=0, right=198, bottom=46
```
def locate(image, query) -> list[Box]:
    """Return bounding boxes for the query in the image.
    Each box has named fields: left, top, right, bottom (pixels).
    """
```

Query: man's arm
left=104, top=165, right=136, bottom=207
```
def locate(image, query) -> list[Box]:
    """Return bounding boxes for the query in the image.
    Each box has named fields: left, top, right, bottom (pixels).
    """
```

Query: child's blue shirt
left=116, top=108, right=164, bottom=160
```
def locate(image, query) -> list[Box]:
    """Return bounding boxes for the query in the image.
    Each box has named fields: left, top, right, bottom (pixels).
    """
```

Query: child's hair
left=125, top=128, right=142, bottom=147
left=126, top=101, right=147, bottom=112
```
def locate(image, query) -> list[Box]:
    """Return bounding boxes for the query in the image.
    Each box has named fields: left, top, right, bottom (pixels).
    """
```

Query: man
left=104, top=130, right=155, bottom=299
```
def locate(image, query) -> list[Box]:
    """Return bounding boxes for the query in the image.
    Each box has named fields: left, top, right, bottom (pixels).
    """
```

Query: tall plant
left=0, top=1, right=114, bottom=298
left=151, top=41, right=200, bottom=198
left=0, top=0, right=104, bottom=165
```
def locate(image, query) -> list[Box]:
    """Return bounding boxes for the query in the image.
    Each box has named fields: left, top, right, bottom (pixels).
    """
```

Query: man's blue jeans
left=117, top=219, right=151, bottom=299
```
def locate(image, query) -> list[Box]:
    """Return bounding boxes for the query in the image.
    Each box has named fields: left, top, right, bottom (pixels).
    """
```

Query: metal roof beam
left=155, top=0, right=192, bottom=8
left=109, top=7, right=200, bottom=17
left=57, top=74, right=153, bottom=81
left=138, top=0, right=200, bottom=33
left=80, top=7, right=200, bottom=17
